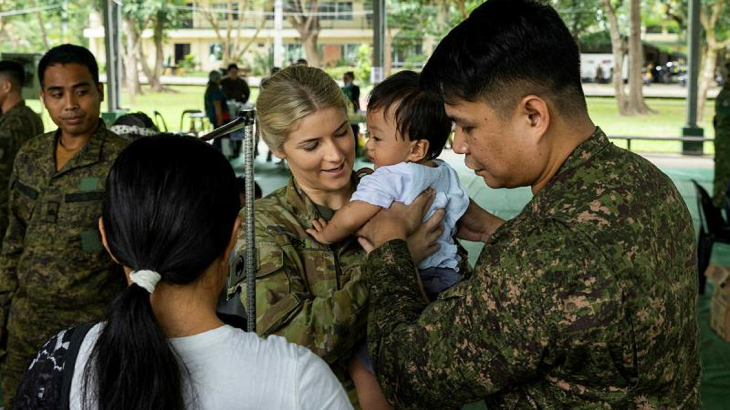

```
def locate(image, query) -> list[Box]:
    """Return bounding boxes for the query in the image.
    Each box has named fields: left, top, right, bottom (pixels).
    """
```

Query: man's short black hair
left=0, top=61, right=26, bottom=88
left=344, top=71, right=355, bottom=80
left=38, top=44, right=100, bottom=88
left=227, top=63, right=239, bottom=71
left=421, top=0, right=586, bottom=117
left=368, top=70, right=452, bottom=160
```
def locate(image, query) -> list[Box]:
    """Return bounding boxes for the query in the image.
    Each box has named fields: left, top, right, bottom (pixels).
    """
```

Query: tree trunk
left=698, top=0, right=730, bottom=122
left=601, top=0, right=631, bottom=115
left=288, top=1, right=321, bottom=68
left=697, top=48, right=718, bottom=122
left=31, top=0, right=50, bottom=50
left=627, top=0, right=652, bottom=114
left=123, top=18, right=142, bottom=99
left=150, top=11, right=165, bottom=92
left=301, top=31, right=321, bottom=68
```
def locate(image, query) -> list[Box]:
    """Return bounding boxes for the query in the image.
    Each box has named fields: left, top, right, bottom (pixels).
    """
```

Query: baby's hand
left=306, top=218, right=332, bottom=244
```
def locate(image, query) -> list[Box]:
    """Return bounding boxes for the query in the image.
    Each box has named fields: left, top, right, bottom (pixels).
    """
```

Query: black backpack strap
left=60, top=323, right=95, bottom=410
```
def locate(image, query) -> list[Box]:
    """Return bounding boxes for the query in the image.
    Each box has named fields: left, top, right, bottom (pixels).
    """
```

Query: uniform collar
left=527, top=127, right=610, bottom=211
left=550, top=126, right=609, bottom=184
left=286, top=172, right=359, bottom=226
left=0, top=100, right=27, bottom=123
left=52, top=120, right=109, bottom=177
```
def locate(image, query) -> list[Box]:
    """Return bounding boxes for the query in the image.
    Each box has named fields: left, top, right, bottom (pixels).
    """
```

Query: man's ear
left=407, top=139, right=430, bottom=163
left=520, top=95, right=550, bottom=142
left=98, top=218, right=120, bottom=265
left=97, top=82, right=104, bottom=102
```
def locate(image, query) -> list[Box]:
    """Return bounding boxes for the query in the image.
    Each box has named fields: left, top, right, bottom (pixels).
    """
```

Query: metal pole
left=243, top=119, right=257, bottom=332
left=203, top=109, right=257, bottom=332
left=102, top=0, right=122, bottom=112
left=371, top=0, right=385, bottom=84
left=682, top=0, right=704, bottom=155
left=274, top=0, right=284, bottom=68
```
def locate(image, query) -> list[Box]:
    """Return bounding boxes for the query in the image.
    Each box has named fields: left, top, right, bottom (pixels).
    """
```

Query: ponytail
left=83, top=284, right=187, bottom=410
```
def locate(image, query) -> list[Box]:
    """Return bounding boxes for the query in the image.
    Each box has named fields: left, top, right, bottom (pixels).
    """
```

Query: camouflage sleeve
left=258, top=262, right=368, bottom=365
left=364, top=222, right=614, bottom=408
left=0, top=163, right=26, bottom=346
left=237, top=228, right=368, bottom=366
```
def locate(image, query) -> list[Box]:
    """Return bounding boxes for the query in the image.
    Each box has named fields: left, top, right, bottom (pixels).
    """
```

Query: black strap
left=60, top=323, right=95, bottom=410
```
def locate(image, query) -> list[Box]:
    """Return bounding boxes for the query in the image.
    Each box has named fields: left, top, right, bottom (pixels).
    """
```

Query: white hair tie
left=129, top=270, right=162, bottom=294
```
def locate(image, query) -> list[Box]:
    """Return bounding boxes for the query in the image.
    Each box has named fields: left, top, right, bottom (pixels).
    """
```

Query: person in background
left=110, top=112, right=160, bottom=142
left=0, top=60, right=44, bottom=246
left=342, top=71, right=361, bottom=152
left=0, top=44, right=128, bottom=408
left=221, top=64, right=251, bottom=159
left=296, top=58, right=309, bottom=66
left=14, top=136, right=352, bottom=410
left=221, top=63, right=251, bottom=105
left=714, top=62, right=730, bottom=208
left=204, top=70, right=230, bottom=152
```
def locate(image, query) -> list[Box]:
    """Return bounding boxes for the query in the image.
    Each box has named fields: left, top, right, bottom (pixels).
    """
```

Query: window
left=178, top=3, right=193, bottom=28
left=285, top=44, right=304, bottom=63
left=213, top=2, right=239, bottom=20
left=174, top=43, right=191, bottom=63
left=320, top=2, right=353, bottom=21
left=210, top=44, right=223, bottom=61
left=343, top=44, right=359, bottom=61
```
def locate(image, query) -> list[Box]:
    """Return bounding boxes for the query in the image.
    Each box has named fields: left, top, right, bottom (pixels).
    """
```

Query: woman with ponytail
left=14, top=136, right=351, bottom=410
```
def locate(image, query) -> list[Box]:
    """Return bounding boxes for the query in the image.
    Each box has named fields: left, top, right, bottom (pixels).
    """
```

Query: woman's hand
left=357, top=189, right=435, bottom=253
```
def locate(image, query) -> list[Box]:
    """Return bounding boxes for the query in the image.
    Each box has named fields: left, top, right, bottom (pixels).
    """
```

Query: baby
left=306, top=70, right=469, bottom=409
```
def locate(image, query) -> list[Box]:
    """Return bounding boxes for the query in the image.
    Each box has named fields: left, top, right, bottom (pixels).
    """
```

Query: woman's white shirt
left=69, top=324, right=353, bottom=409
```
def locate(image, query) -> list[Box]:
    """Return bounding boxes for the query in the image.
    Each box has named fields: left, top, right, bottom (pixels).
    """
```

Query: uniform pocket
left=11, top=180, right=39, bottom=221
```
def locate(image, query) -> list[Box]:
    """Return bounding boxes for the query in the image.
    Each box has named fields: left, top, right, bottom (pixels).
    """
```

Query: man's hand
left=306, top=218, right=333, bottom=245
left=407, top=208, right=444, bottom=265
left=455, top=200, right=505, bottom=243
left=357, top=189, right=435, bottom=253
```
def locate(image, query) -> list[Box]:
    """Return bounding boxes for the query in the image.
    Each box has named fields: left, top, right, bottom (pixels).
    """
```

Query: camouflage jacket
left=0, top=101, right=44, bottom=242
left=0, top=122, right=128, bottom=325
left=228, top=175, right=369, bottom=403
left=364, top=128, right=701, bottom=409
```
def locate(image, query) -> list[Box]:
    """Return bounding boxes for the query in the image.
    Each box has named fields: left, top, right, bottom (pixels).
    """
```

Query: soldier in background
left=713, top=62, right=730, bottom=208
left=357, top=0, right=700, bottom=408
left=0, top=61, right=44, bottom=246
left=0, top=44, right=128, bottom=408
left=220, top=63, right=251, bottom=105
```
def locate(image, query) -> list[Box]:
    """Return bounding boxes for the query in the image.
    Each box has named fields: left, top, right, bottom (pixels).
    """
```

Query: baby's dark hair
left=368, top=70, right=452, bottom=160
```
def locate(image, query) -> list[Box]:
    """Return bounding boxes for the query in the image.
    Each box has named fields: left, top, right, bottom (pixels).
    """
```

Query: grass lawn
left=26, top=86, right=718, bottom=155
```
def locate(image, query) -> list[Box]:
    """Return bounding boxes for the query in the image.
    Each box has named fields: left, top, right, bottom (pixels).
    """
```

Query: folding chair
left=692, top=180, right=730, bottom=294
left=153, top=110, right=168, bottom=132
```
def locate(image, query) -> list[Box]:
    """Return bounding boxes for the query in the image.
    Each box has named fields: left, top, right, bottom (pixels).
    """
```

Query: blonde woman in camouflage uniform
left=228, top=66, right=442, bottom=408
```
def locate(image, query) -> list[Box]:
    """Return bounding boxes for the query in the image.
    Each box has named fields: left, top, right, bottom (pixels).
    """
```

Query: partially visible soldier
left=0, top=44, right=128, bottom=408
left=713, top=62, right=730, bottom=207
left=0, top=61, right=44, bottom=245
